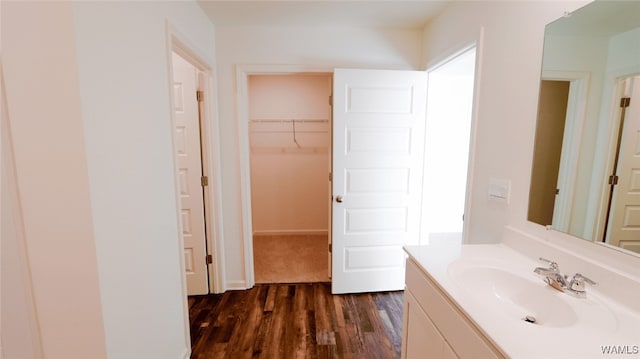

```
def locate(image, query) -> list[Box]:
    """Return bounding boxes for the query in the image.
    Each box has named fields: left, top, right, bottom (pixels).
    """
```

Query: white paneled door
left=609, top=76, right=640, bottom=252
left=332, top=69, right=427, bottom=294
left=172, top=53, right=209, bottom=295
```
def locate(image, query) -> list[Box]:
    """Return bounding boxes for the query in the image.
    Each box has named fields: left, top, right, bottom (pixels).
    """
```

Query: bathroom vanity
left=402, top=247, right=504, bottom=359
left=401, top=231, right=640, bottom=359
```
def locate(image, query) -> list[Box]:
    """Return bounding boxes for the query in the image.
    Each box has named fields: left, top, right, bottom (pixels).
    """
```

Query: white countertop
left=404, top=243, right=640, bottom=359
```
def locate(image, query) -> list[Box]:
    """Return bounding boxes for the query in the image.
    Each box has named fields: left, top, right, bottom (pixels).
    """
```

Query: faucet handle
left=570, top=273, right=597, bottom=290
left=539, top=257, right=559, bottom=271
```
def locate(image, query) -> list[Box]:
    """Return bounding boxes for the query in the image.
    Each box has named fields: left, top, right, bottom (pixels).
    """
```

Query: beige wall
left=1, top=2, right=107, bottom=357
left=1, top=62, right=44, bottom=359
left=2, top=1, right=216, bottom=358
left=249, top=75, right=331, bottom=234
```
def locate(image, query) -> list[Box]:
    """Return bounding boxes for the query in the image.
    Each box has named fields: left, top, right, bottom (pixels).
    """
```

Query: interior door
left=332, top=68, right=427, bottom=294
left=608, top=76, right=640, bottom=253
left=172, top=52, right=209, bottom=295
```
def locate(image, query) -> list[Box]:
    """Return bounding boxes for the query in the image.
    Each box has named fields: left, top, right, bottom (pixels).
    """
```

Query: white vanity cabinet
left=403, top=290, right=458, bottom=358
left=401, top=258, right=505, bottom=359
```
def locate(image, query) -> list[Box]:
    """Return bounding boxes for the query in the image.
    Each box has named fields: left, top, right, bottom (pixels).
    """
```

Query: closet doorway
left=248, top=74, right=332, bottom=283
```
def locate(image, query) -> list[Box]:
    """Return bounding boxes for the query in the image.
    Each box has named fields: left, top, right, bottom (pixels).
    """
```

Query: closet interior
left=248, top=73, right=332, bottom=283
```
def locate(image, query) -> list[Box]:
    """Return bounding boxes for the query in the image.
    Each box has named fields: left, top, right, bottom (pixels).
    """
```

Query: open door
left=607, top=75, right=640, bottom=253
left=172, top=52, right=209, bottom=295
left=331, top=68, right=427, bottom=294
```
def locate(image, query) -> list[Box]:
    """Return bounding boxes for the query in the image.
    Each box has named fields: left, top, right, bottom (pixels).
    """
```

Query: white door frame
left=423, top=35, right=483, bottom=245
left=236, top=65, right=334, bottom=289
left=165, top=21, right=227, bottom=350
left=167, top=25, right=226, bottom=294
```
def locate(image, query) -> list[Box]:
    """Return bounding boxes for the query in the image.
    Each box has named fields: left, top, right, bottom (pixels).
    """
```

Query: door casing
left=165, top=22, right=227, bottom=352
left=236, top=65, right=334, bottom=289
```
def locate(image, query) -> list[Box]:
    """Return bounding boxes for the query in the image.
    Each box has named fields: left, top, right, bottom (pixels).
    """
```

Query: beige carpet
left=253, top=234, right=330, bottom=283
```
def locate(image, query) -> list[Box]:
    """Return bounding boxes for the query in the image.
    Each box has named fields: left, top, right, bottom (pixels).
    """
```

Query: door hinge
left=196, top=90, right=204, bottom=103
left=201, top=175, right=209, bottom=187
left=609, top=175, right=619, bottom=185
left=329, top=172, right=332, bottom=181
left=620, top=97, right=630, bottom=108
left=329, top=95, right=333, bottom=106
left=206, top=254, right=213, bottom=264
left=329, top=243, right=332, bottom=253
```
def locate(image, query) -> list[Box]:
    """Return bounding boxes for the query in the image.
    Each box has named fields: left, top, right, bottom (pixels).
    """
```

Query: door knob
left=336, top=195, right=343, bottom=203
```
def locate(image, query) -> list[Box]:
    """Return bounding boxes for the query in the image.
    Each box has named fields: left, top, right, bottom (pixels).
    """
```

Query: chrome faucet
left=533, top=257, right=559, bottom=275
left=533, top=258, right=597, bottom=298
left=534, top=257, right=568, bottom=291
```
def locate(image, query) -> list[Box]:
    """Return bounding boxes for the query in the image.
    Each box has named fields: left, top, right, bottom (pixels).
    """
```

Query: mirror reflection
left=528, top=0, right=640, bottom=254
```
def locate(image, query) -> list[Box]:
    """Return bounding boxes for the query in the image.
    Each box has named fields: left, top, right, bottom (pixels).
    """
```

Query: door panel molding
left=332, top=68, right=427, bottom=294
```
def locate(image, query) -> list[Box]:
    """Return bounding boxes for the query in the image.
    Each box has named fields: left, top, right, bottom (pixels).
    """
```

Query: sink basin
left=449, top=266, right=578, bottom=327
left=447, top=261, right=618, bottom=332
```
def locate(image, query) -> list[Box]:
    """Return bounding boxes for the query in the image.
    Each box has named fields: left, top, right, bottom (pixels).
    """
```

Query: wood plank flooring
left=188, top=283, right=404, bottom=359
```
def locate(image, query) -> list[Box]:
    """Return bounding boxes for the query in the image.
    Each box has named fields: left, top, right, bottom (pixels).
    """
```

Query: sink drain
left=523, top=315, right=537, bottom=324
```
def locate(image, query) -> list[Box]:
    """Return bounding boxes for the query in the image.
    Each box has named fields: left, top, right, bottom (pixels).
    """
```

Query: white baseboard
left=225, top=280, right=248, bottom=291
left=253, top=229, right=329, bottom=236
left=180, top=347, right=190, bottom=359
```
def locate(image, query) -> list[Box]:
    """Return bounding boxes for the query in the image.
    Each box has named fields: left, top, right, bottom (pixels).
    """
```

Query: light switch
left=488, top=178, right=510, bottom=203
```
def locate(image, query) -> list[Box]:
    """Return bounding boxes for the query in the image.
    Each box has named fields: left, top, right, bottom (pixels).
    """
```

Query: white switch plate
left=488, top=178, right=510, bottom=203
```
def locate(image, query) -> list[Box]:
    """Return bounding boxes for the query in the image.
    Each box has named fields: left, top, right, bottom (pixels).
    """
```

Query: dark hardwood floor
left=188, top=283, right=404, bottom=359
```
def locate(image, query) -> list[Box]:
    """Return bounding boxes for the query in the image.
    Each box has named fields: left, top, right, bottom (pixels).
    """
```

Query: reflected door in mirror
left=529, top=80, right=570, bottom=226
left=607, top=76, right=640, bottom=253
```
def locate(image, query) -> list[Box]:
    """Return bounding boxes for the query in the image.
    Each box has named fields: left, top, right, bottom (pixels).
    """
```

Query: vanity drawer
left=405, top=258, right=504, bottom=359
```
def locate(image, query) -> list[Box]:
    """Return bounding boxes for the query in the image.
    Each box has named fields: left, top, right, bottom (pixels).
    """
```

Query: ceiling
left=197, top=1, right=450, bottom=28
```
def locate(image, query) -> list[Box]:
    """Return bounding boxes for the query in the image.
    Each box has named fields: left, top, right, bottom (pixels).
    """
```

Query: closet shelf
left=251, top=146, right=329, bottom=154
left=249, top=119, right=329, bottom=124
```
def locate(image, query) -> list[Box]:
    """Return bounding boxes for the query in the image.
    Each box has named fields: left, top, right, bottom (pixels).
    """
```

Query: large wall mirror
left=528, top=0, right=640, bottom=254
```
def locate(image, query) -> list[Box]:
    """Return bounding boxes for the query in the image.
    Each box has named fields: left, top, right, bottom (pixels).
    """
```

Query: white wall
left=1, top=2, right=107, bottom=357
left=422, top=1, right=590, bottom=244
left=215, top=26, right=422, bottom=287
left=71, top=2, right=215, bottom=358
left=3, top=1, right=216, bottom=358
left=249, top=75, right=331, bottom=234
left=605, top=27, right=640, bottom=74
